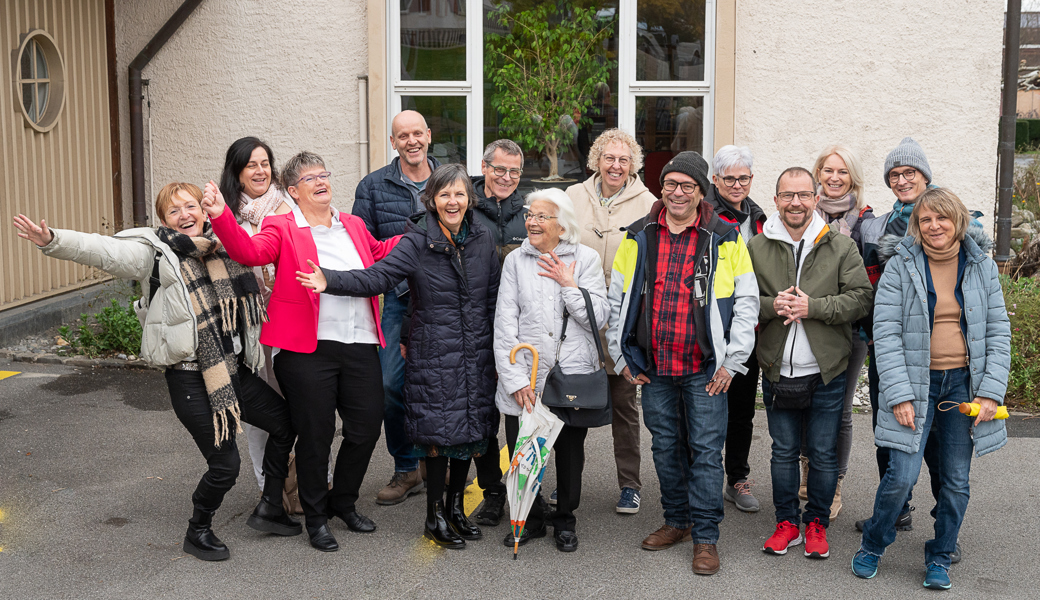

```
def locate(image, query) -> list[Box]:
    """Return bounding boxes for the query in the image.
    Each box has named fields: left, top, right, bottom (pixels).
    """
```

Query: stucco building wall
left=114, top=0, right=370, bottom=225
left=733, top=0, right=1004, bottom=227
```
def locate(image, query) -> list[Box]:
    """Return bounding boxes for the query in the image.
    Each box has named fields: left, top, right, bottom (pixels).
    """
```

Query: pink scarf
left=239, top=185, right=288, bottom=226
left=815, top=185, right=858, bottom=237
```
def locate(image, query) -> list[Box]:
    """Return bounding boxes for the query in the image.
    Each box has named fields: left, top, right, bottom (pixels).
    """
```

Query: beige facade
left=0, top=0, right=116, bottom=310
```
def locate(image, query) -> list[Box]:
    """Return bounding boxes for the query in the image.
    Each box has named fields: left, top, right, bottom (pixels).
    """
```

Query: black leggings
left=426, top=456, right=472, bottom=503
left=165, top=365, right=294, bottom=513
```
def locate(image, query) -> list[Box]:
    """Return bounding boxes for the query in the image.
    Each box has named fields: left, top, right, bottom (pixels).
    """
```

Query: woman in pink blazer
left=206, top=150, right=399, bottom=553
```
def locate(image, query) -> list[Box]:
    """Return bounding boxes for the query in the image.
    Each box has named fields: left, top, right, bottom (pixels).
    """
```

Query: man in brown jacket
left=567, top=128, right=656, bottom=514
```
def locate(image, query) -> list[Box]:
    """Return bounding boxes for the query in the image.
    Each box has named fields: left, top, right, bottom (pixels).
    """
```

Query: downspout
left=358, top=76, right=370, bottom=177
left=129, top=0, right=204, bottom=226
left=996, top=0, right=1022, bottom=267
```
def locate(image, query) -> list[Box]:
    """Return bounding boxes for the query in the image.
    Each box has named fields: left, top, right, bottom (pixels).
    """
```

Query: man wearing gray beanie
left=605, top=149, right=759, bottom=575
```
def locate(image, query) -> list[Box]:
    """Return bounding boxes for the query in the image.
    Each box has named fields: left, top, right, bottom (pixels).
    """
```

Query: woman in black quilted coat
left=296, top=163, right=500, bottom=549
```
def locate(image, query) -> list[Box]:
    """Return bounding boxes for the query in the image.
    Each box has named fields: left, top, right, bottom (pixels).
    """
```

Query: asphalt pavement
left=1, top=357, right=1037, bottom=599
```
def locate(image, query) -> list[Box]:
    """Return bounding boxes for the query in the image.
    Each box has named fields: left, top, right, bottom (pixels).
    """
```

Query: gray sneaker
left=724, top=478, right=760, bottom=512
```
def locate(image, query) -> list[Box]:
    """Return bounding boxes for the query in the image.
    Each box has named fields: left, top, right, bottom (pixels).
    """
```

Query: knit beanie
left=883, top=137, right=932, bottom=188
left=660, top=151, right=710, bottom=194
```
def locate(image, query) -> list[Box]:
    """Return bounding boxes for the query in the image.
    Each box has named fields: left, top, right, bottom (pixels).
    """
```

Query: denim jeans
left=764, top=374, right=845, bottom=528
left=380, top=292, right=418, bottom=472
left=641, top=369, right=727, bottom=544
left=860, top=368, right=974, bottom=569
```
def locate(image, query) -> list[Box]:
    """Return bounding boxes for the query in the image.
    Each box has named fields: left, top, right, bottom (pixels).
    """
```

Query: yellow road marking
left=0, top=371, right=20, bottom=381
left=464, top=444, right=510, bottom=516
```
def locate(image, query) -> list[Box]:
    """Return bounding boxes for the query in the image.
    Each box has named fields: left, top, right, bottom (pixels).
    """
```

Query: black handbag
left=769, top=373, right=821, bottom=410
left=541, top=287, right=611, bottom=428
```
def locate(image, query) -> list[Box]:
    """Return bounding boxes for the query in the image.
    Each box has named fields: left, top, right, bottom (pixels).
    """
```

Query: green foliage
left=1017, top=120, right=1029, bottom=150
left=485, top=2, right=615, bottom=179
left=1016, top=118, right=1040, bottom=151
left=59, top=298, right=142, bottom=358
left=1012, top=155, right=1040, bottom=217
left=1001, top=274, right=1040, bottom=410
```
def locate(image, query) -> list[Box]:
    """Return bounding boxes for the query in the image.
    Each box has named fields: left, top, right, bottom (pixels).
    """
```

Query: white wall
left=115, top=0, right=370, bottom=225
left=733, top=0, right=1004, bottom=228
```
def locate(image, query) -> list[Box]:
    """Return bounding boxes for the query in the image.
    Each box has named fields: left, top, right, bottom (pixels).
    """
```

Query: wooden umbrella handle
left=509, top=343, right=539, bottom=390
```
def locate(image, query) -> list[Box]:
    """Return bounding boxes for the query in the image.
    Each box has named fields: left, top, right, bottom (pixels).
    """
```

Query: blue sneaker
left=923, top=564, right=952, bottom=590
left=851, top=549, right=880, bottom=579
left=616, top=487, right=640, bottom=514
left=548, top=489, right=557, bottom=506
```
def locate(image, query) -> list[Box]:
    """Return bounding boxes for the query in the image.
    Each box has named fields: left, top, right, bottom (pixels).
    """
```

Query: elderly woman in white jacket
left=493, top=187, right=609, bottom=553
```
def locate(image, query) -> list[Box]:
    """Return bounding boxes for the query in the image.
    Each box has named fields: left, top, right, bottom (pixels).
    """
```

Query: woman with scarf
left=13, top=183, right=300, bottom=562
left=218, top=137, right=296, bottom=496
left=294, top=163, right=500, bottom=550
left=795, top=145, right=875, bottom=518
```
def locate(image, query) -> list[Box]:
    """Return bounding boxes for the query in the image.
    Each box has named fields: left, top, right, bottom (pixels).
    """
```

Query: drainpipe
left=129, top=0, right=204, bottom=226
left=358, top=76, right=370, bottom=176
left=996, top=0, right=1022, bottom=267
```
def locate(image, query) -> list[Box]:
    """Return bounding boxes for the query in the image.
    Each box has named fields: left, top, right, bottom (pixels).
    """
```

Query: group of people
left=12, top=109, right=1010, bottom=591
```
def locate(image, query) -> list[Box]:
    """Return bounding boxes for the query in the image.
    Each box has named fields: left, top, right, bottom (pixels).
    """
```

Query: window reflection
left=400, top=0, right=467, bottom=81
left=636, top=96, right=704, bottom=196
left=636, top=0, right=706, bottom=81
left=401, top=95, right=467, bottom=164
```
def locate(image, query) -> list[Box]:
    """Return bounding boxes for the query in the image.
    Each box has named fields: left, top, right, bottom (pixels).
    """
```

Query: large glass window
left=635, top=0, right=706, bottom=81
left=401, top=95, right=467, bottom=164
left=400, top=0, right=467, bottom=81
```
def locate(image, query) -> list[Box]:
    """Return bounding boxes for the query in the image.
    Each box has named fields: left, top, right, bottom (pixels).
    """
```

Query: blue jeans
left=380, top=292, right=418, bottom=472
left=860, top=368, right=974, bottom=569
left=763, top=374, right=845, bottom=528
left=641, top=370, right=727, bottom=544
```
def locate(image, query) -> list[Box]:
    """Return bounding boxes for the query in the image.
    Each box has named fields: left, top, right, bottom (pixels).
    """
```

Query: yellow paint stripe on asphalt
left=464, top=444, right=510, bottom=516
left=0, top=371, right=20, bottom=381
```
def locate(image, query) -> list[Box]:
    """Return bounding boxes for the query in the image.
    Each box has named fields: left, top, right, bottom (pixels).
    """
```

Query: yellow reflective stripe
left=613, top=237, right=640, bottom=294
left=713, top=238, right=754, bottom=299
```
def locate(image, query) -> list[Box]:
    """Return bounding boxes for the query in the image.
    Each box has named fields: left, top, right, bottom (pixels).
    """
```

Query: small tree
left=486, top=3, right=615, bottom=180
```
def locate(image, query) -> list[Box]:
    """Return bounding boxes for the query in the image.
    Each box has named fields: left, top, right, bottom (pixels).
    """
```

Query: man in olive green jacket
left=746, top=167, right=872, bottom=560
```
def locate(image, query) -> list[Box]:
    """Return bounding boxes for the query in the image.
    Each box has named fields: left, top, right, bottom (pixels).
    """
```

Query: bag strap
left=147, top=252, right=161, bottom=304
left=555, top=287, right=605, bottom=367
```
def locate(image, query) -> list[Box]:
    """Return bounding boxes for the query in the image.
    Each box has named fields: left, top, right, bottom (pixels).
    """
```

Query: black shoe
left=247, top=496, right=303, bottom=536
left=856, top=507, right=913, bottom=532
left=425, top=500, right=465, bottom=549
left=554, top=529, right=579, bottom=552
left=307, top=523, right=339, bottom=552
left=474, top=491, right=506, bottom=527
left=183, top=508, right=230, bottom=561
left=951, top=543, right=962, bottom=564
left=447, top=492, right=482, bottom=540
left=330, top=509, right=377, bottom=533
left=502, top=522, right=547, bottom=547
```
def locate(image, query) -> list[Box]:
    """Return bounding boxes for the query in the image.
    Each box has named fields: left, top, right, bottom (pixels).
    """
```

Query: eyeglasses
left=525, top=213, right=558, bottom=224
left=294, top=171, right=332, bottom=186
left=601, top=154, right=631, bottom=167
left=777, top=191, right=816, bottom=202
left=720, top=175, right=752, bottom=188
left=662, top=180, right=698, bottom=194
left=888, top=168, right=917, bottom=184
left=489, top=164, right=523, bottom=179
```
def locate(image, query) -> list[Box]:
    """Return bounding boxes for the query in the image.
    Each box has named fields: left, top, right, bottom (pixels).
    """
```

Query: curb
left=0, top=349, right=155, bottom=370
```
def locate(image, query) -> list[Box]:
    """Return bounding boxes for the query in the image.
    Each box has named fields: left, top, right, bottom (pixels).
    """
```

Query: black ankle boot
left=183, top=508, right=230, bottom=561
left=424, top=500, right=465, bottom=548
left=247, top=495, right=303, bottom=536
left=447, top=492, right=482, bottom=540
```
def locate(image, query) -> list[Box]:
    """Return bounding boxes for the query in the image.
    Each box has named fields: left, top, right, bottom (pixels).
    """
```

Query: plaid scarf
left=156, top=225, right=267, bottom=446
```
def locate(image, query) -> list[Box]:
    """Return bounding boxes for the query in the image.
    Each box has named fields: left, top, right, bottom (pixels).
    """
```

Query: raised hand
left=13, top=214, right=54, bottom=247
left=295, top=259, right=327, bottom=293
left=201, top=180, right=226, bottom=218
left=536, top=251, right=577, bottom=288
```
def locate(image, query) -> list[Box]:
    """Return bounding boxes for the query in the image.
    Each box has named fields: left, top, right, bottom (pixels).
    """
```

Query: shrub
left=59, top=298, right=142, bottom=358
left=1001, top=274, right=1040, bottom=410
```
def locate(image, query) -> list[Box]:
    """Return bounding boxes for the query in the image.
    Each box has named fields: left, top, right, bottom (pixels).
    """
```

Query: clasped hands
left=774, top=286, right=809, bottom=325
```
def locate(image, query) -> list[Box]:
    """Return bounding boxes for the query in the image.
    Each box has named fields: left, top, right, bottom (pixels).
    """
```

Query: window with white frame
left=388, top=0, right=714, bottom=182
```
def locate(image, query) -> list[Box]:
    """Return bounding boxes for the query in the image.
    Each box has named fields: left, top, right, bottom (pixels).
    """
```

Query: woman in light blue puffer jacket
left=852, top=188, right=1010, bottom=590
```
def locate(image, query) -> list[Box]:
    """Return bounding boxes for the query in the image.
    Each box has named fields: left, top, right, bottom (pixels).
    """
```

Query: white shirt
left=294, top=206, right=380, bottom=345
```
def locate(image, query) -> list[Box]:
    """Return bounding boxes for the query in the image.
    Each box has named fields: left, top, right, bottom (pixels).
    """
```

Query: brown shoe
left=640, top=524, right=692, bottom=550
left=375, top=470, right=425, bottom=505
left=692, top=543, right=720, bottom=575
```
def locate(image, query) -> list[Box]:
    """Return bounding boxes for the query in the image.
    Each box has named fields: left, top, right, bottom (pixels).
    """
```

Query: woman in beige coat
left=566, top=128, right=656, bottom=514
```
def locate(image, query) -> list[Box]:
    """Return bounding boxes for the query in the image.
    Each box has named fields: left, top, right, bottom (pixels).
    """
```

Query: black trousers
left=505, top=416, right=588, bottom=532
left=274, top=341, right=384, bottom=527
left=473, top=412, right=507, bottom=496
left=724, top=345, right=760, bottom=487
left=165, top=364, right=294, bottom=513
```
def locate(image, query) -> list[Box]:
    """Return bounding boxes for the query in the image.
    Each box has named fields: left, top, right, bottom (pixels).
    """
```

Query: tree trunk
left=545, top=141, right=560, bottom=180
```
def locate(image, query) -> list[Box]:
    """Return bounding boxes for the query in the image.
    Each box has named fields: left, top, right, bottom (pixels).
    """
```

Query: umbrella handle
left=509, top=343, right=539, bottom=391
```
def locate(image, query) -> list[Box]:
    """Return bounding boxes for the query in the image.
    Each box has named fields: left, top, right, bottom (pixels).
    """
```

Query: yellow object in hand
left=958, top=402, right=1010, bottom=420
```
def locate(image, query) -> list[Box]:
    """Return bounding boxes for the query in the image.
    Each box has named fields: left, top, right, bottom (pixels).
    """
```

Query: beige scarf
left=239, top=185, right=287, bottom=227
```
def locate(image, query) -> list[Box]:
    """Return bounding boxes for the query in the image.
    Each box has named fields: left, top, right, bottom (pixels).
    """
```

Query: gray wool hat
left=660, top=151, right=710, bottom=194
left=883, top=137, right=932, bottom=188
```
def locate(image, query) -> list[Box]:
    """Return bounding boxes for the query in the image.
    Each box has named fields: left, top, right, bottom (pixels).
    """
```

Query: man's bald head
left=390, top=110, right=432, bottom=168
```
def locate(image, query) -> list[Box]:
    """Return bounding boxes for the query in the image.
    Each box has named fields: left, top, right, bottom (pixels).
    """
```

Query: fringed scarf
left=815, top=185, right=858, bottom=238
left=156, top=225, right=268, bottom=447
left=239, top=185, right=287, bottom=226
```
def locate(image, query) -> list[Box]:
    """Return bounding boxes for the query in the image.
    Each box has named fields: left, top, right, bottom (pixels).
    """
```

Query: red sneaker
left=804, top=519, right=829, bottom=559
left=763, top=521, right=802, bottom=555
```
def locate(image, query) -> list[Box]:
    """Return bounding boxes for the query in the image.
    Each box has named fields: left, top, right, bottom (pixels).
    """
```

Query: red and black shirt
left=651, top=207, right=704, bottom=376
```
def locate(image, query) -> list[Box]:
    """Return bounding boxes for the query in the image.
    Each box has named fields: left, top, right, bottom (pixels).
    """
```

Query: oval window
left=16, top=30, right=65, bottom=132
